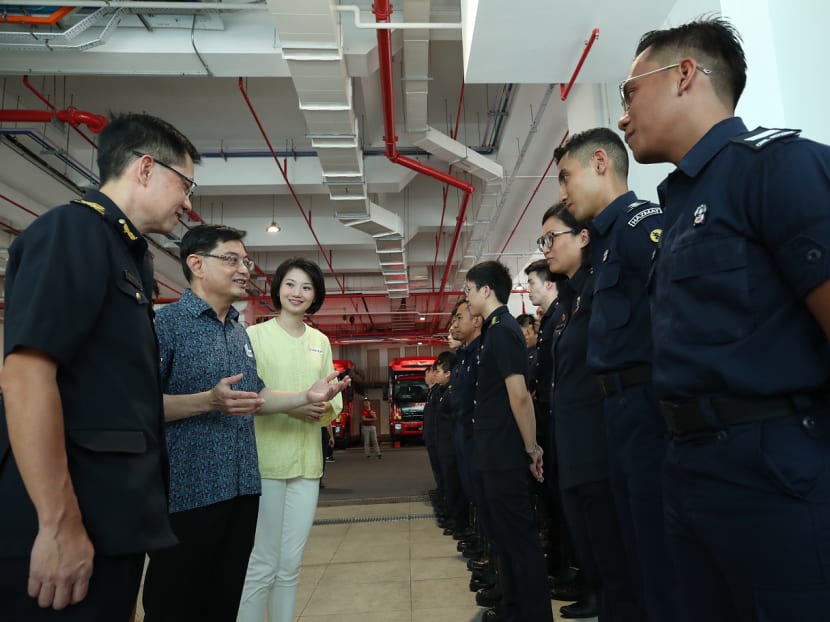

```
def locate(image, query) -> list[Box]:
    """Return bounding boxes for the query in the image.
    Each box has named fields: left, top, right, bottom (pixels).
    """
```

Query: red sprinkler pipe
left=0, top=108, right=108, bottom=134
left=372, top=0, right=474, bottom=322
left=21, top=76, right=100, bottom=148
left=237, top=77, right=346, bottom=294
left=497, top=131, right=569, bottom=258
left=560, top=28, right=600, bottom=101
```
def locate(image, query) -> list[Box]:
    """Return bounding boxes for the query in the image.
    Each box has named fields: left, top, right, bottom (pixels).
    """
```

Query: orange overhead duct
left=0, top=6, right=74, bottom=25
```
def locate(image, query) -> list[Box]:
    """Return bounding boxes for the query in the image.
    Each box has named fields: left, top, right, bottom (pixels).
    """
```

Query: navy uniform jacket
left=0, top=189, right=175, bottom=557
left=589, top=191, right=661, bottom=372
left=435, top=383, right=457, bottom=457
left=551, top=266, right=609, bottom=489
left=531, top=302, right=560, bottom=405
left=450, top=335, right=481, bottom=440
left=473, top=306, right=529, bottom=471
left=652, top=118, right=830, bottom=400
left=422, top=384, right=439, bottom=449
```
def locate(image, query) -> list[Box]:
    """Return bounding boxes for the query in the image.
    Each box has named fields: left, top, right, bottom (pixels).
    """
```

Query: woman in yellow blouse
left=238, top=258, right=341, bottom=622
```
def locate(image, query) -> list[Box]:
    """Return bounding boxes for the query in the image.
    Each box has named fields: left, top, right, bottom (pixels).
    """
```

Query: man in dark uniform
left=465, top=260, right=552, bottom=622
left=619, top=17, right=830, bottom=621
left=0, top=113, right=198, bottom=619
left=523, top=259, right=577, bottom=596
left=555, top=127, right=688, bottom=622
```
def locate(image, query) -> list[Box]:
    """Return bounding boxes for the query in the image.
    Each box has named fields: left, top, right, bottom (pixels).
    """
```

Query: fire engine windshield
left=393, top=379, right=428, bottom=403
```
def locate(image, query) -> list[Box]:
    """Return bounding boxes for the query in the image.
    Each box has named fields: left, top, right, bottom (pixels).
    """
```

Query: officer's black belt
left=659, top=391, right=829, bottom=435
left=597, top=364, right=652, bottom=397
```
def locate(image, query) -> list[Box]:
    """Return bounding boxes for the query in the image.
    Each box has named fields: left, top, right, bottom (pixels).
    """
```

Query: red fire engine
left=388, top=356, right=435, bottom=443
left=331, top=359, right=357, bottom=448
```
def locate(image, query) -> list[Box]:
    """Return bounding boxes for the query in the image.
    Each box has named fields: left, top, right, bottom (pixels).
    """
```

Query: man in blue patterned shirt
left=142, top=224, right=347, bottom=622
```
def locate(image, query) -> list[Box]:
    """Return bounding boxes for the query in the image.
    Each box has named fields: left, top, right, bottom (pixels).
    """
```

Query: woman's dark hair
left=541, top=202, right=591, bottom=268
left=271, top=257, right=326, bottom=315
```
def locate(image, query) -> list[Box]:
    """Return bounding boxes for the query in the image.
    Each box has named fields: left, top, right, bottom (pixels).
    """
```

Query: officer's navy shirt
left=450, top=335, right=481, bottom=439
left=550, top=266, right=609, bottom=489
left=1, top=189, right=175, bottom=555
left=652, top=117, right=830, bottom=400
left=473, top=306, right=529, bottom=471
left=589, top=190, right=661, bottom=372
left=156, top=289, right=265, bottom=513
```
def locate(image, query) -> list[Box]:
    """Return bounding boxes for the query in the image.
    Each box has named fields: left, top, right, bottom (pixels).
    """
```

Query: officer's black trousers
left=0, top=553, right=144, bottom=621
left=664, top=413, right=830, bottom=621
left=604, top=383, right=689, bottom=622
left=477, top=465, right=552, bottom=622
left=560, top=479, right=641, bottom=622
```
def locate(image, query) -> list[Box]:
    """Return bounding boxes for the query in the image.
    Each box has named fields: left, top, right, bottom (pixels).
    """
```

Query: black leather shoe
left=550, top=583, right=586, bottom=602
left=475, top=585, right=502, bottom=608
left=470, top=577, right=493, bottom=592
left=456, top=538, right=479, bottom=552
left=481, top=608, right=504, bottom=621
left=442, top=527, right=455, bottom=536
left=560, top=593, right=598, bottom=619
left=453, top=528, right=474, bottom=541
left=467, top=557, right=489, bottom=571
left=461, top=545, right=485, bottom=559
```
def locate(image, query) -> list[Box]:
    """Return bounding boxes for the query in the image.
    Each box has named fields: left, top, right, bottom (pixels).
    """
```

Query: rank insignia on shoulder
left=649, top=229, right=662, bottom=243
left=490, top=316, right=499, bottom=326
left=732, top=127, right=801, bottom=150
left=625, top=199, right=649, bottom=213
left=627, top=206, right=662, bottom=227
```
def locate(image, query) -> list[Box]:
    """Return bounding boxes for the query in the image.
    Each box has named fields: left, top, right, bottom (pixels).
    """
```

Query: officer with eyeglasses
left=0, top=112, right=199, bottom=619
left=619, top=17, right=830, bottom=621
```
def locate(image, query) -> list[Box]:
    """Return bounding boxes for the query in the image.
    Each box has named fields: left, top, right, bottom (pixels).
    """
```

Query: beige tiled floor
left=136, top=499, right=595, bottom=621
left=294, top=500, right=595, bottom=622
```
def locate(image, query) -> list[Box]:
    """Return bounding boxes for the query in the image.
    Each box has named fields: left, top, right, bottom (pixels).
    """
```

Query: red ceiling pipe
left=237, top=77, right=346, bottom=294
left=372, top=0, right=474, bottom=327
left=0, top=6, right=75, bottom=25
left=22, top=76, right=100, bottom=149
left=0, top=191, right=40, bottom=218
left=560, top=28, right=600, bottom=101
left=0, top=108, right=108, bottom=134
left=497, top=130, right=569, bottom=258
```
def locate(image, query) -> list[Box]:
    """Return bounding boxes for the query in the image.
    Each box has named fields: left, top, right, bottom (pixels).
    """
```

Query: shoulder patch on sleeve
left=627, top=206, right=662, bottom=227
left=731, top=127, right=801, bottom=150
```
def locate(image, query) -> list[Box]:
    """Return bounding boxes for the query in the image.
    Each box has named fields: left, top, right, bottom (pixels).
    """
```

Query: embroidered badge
left=602, top=249, right=609, bottom=263
left=649, top=229, right=662, bottom=243
left=693, top=204, right=707, bottom=226
left=627, top=207, right=662, bottom=227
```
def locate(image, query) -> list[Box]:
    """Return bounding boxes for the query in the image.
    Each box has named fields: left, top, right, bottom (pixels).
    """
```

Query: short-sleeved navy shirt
left=1, top=189, right=175, bottom=556
left=450, top=335, right=481, bottom=439
left=652, top=118, right=830, bottom=400
left=589, top=191, right=661, bottom=372
left=472, top=306, right=529, bottom=471
left=156, top=289, right=265, bottom=513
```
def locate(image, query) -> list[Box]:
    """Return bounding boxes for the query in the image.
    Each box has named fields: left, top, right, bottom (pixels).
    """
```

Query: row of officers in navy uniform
left=424, top=16, right=830, bottom=622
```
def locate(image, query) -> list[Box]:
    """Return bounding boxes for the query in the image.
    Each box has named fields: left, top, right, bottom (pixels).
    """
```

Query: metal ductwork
left=401, top=0, right=503, bottom=288
left=264, top=0, right=407, bottom=299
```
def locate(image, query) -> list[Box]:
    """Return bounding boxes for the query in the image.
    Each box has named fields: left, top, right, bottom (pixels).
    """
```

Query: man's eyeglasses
left=132, top=150, right=197, bottom=199
left=536, top=229, right=576, bottom=252
left=198, top=253, right=255, bottom=272
left=618, top=63, right=712, bottom=112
